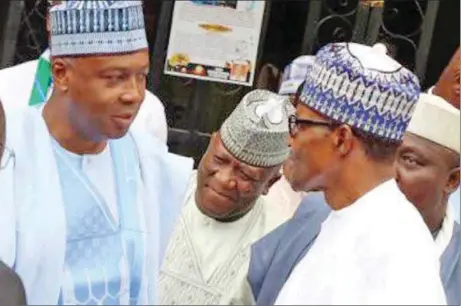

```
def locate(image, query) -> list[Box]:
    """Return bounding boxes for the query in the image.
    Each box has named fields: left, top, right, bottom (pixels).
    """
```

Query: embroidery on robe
left=159, top=189, right=263, bottom=305
left=52, top=136, right=144, bottom=305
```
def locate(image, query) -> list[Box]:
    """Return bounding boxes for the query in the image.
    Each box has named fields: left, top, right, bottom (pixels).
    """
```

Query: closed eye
left=104, top=74, right=126, bottom=82
left=214, top=155, right=226, bottom=164
left=239, top=170, right=257, bottom=182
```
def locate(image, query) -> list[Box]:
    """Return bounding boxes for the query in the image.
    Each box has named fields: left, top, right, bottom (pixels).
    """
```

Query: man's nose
left=214, top=167, right=236, bottom=190
left=121, top=76, right=144, bottom=105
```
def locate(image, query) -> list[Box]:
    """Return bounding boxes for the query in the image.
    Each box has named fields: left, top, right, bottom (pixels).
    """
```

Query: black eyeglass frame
left=288, top=114, right=336, bottom=137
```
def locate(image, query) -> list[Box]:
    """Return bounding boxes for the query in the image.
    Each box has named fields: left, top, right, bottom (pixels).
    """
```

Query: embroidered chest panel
left=158, top=215, right=252, bottom=305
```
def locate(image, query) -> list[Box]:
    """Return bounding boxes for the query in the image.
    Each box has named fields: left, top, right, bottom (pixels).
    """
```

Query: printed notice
left=164, top=0, right=265, bottom=86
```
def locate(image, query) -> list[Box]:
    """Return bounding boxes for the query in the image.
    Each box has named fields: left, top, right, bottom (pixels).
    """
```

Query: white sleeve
left=134, top=90, right=168, bottom=144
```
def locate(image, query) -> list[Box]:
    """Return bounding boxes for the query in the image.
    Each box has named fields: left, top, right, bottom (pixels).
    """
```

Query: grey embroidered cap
left=49, top=1, right=148, bottom=57
left=220, top=90, right=292, bottom=168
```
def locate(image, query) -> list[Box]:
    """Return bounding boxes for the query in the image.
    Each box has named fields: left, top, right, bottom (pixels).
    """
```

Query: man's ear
left=445, top=167, right=460, bottom=194
left=262, top=171, right=282, bottom=195
left=333, top=124, right=354, bottom=157
left=51, top=58, right=70, bottom=92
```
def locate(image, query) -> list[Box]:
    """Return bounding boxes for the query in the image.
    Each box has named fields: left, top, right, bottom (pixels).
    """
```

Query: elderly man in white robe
left=0, top=0, right=168, bottom=143
left=0, top=1, right=193, bottom=304
left=274, top=42, right=446, bottom=305
left=396, top=93, right=460, bottom=305
left=158, top=90, right=293, bottom=305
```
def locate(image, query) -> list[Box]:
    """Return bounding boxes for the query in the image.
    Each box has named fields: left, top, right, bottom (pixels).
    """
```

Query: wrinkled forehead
left=211, top=133, right=267, bottom=173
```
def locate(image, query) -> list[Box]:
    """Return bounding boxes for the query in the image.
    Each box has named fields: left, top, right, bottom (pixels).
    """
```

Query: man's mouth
left=112, top=113, right=134, bottom=126
left=206, top=184, right=236, bottom=202
left=114, top=113, right=133, bottom=120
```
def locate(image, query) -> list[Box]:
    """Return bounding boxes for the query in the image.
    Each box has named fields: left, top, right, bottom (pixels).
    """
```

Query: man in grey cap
left=158, top=89, right=293, bottom=305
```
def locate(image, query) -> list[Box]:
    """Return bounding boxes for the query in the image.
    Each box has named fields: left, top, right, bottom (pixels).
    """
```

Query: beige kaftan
left=158, top=174, right=290, bottom=305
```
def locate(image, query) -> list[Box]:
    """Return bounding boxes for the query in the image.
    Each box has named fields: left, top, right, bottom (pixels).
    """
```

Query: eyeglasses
left=0, top=146, right=15, bottom=170
left=288, top=114, right=335, bottom=137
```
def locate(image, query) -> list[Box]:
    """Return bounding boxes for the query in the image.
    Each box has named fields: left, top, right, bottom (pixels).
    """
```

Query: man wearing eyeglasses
left=249, top=46, right=459, bottom=305
left=0, top=101, right=27, bottom=305
left=264, top=55, right=317, bottom=216
left=260, top=42, right=445, bottom=305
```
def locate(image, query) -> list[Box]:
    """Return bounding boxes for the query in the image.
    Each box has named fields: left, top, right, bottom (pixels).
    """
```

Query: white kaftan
left=0, top=106, right=193, bottom=304
left=275, top=179, right=447, bottom=305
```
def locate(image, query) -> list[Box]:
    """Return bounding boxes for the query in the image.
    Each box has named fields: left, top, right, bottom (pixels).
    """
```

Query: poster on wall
left=164, top=0, right=266, bottom=87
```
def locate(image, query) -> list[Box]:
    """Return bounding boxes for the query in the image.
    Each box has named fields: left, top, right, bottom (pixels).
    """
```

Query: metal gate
left=0, top=0, right=454, bottom=166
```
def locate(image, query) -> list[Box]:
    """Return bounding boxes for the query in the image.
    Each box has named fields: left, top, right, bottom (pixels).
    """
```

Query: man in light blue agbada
left=0, top=1, right=193, bottom=304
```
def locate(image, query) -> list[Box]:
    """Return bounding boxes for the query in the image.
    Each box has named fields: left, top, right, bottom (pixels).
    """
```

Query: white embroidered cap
left=300, top=42, right=420, bottom=142
left=49, top=1, right=148, bottom=57
left=279, top=55, right=315, bottom=96
left=407, top=93, right=460, bottom=153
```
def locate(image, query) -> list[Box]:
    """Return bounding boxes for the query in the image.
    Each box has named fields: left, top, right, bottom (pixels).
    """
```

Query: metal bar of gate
left=415, top=0, right=440, bottom=84
left=365, top=6, right=383, bottom=46
left=301, top=0, right=323, bottom=55
left=0, top=0, right=25, bottom=68
left=149, top=0, right=174, bottom=93
left=253, top=0, right=272, bottom=87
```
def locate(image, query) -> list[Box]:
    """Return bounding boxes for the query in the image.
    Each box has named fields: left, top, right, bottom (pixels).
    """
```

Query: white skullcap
left=371, top=43, right=388, bottom=55
left=279, top=56, right=315, bottom=96
left=407, top=93, right=460, bottom=153
left=49, top=1, right=147, bottom=57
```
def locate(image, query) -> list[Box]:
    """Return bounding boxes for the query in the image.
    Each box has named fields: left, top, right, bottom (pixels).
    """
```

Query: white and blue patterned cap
left=279, top=55, right=315, bottom=96
left=49, top=0, right=148, bottom=57
left=300, top=42, right=421, bottom=142
left=220, top=90, right=293, bottom=168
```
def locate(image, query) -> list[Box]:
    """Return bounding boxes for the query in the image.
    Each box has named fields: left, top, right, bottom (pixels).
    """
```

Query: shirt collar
left=329, top=179, right=397, bottom=218
left=434, top=202, right=455, bottom=256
